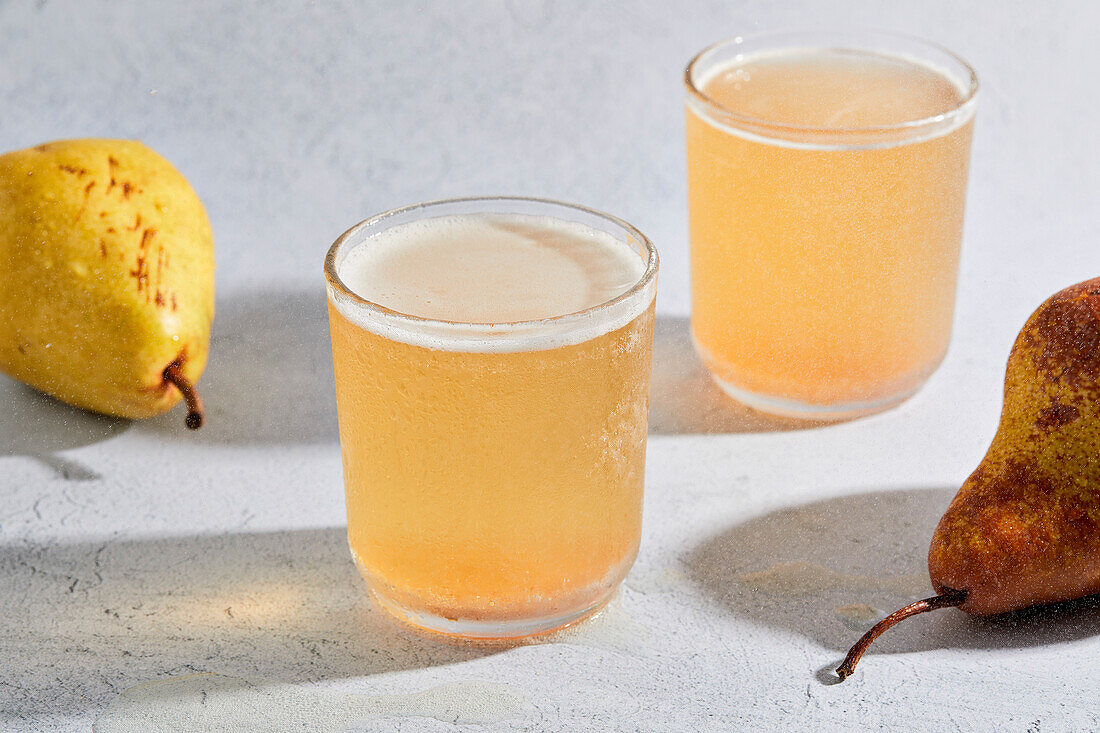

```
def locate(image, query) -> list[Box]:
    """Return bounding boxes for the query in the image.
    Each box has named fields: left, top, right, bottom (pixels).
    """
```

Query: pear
left=837, top=277, right=1100, bottom=680
left=0, top=139, right=214, bottom=428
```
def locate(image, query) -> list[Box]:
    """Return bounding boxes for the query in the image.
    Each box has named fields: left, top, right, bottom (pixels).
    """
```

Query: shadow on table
left=0, top=287, right=337, bottom=467
left=138, top=287, right=339, bottom=445
left=0, top=527, right=498, bottom=718
left=683, top=487, right=1100, bottom=667
left=648, top=316, right=841, bottom=435
left=5, top=308, right=838, bottom=455
left=0, top=377, right=129, bottom=479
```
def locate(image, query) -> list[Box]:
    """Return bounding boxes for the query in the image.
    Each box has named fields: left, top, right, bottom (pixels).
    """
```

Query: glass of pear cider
left=685, top=31, right=978, bottom=418
left=324, top=197, right=658, bottom=638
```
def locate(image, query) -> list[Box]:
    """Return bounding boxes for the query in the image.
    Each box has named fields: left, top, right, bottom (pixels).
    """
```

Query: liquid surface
left=329, top=299, right=654, bottom=629
left=687, top=47, right=974, bottom=408
left=338, top=213, right=646, bottom=323
left=698, top=47, right=965, bottom=128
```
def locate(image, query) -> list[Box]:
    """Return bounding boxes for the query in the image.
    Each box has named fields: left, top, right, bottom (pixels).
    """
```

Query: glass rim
left=324, top=195, right=659, bottom=344
left=684, top=29, right=980, bottom=137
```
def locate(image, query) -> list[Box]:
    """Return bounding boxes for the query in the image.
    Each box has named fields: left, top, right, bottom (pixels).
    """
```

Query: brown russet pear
left=838, top=276, right=1100, bottom=680
left=0, top=139, right=214, bottom=428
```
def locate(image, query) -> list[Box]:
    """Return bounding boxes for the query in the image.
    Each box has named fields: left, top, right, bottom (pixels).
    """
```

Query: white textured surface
left=2, top=1, right=1100, bottom=730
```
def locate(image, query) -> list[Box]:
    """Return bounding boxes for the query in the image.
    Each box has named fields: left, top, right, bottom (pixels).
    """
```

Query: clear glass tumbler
left=325, top=197, right=658, bottom=638
left=685, top=31, right=978, bottom=418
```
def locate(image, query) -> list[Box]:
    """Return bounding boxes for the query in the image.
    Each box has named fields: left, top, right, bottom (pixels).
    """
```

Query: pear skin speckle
left=929, top=277, right=1100, bottom=615
left=0, top=138, right=215, bottom=421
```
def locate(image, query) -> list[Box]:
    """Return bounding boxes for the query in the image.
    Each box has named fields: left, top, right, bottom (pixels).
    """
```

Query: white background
left=2, top=1, right=1099, bottom=729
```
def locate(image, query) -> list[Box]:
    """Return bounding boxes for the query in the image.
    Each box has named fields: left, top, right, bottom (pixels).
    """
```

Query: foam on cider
left=699, top=48, right=966, bottom=129
left=338, top=213, right=646, bottom=324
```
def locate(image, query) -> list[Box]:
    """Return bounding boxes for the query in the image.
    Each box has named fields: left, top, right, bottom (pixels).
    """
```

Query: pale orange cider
left=325, top=201, right=657, bottom=637
left=686, top=41, right=976, bottom=416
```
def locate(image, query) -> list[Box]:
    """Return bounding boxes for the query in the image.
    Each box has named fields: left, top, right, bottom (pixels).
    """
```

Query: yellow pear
left=0, top=139, right=214, bottom=427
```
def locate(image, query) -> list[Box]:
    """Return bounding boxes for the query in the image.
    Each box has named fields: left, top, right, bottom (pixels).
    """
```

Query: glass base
left=709, top=373, right=921, bottom=421
left=366, top=583, right=617, bottom=640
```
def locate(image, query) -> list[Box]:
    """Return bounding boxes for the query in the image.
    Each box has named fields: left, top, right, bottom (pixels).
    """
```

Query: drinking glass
left=685, top=31, right=978, bottom=418
left=324, top=197, right=658, bottom=638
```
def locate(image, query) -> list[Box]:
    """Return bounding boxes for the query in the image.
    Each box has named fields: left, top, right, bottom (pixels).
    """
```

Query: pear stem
left=163, top=361, right=205, bottom=430
left=835, top=588, right=967, bottom=681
